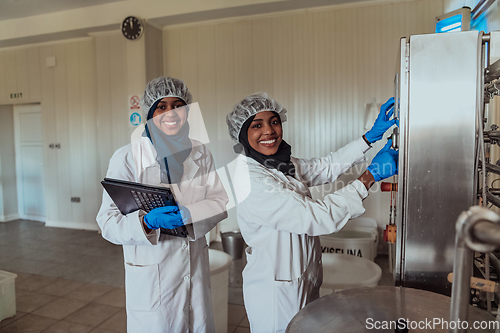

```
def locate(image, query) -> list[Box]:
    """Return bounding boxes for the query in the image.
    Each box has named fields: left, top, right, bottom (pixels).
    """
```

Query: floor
left=0, top=219, right=392, bottom=333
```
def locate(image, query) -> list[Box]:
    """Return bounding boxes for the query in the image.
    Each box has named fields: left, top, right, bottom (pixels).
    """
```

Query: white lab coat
left=97, top=137, right=228, bottom=333
left=233, top=138, right=370, bottom=333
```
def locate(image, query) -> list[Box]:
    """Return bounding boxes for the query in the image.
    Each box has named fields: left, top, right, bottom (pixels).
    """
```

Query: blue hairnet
left=140, top=76, right=192, bottom=117
left=226, top=92, right=287, bottom=142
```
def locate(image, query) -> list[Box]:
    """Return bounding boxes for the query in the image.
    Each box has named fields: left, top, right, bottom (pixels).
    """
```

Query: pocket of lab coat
left=191, top=185, right=207, bottom=203
left=125, top=262, right=161, bottom=312
left=274, top=279, right=300, bottom=333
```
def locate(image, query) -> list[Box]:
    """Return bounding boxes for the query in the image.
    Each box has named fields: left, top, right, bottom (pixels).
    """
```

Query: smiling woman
left=96, top=76, right=229, bottom=333
left=226, top=92, right=398, bottom=332
left=247, top=111, right=283, bottom=154
left=151, top=97, right=188, bottom=135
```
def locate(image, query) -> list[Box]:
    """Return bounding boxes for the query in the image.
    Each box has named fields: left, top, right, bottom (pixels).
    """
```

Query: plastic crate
left=0, top=270, right=17, bottom=322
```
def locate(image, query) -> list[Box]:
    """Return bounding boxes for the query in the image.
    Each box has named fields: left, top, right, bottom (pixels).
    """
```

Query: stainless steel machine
left=286, top=31, right=500, bottom=332
left=284, top=28, right=500, bottom=333
left=391, top=30, right=500, bottom=296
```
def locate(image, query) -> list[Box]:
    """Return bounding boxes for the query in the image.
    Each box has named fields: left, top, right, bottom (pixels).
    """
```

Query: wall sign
left=129, top=95, right=140, bottom=110
left=129, top=94, right=142, bottom=127
left=130, top=112, right=141, bottom=126
left=10, top=93, right=23, bottom=99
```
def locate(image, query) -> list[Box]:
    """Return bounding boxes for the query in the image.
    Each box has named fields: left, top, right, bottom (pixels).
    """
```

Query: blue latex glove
left=365, top=97, right=397, bottom=144
left=366, top=139, right=398, bottom=182
left=143, top=206, right=184, bottom=230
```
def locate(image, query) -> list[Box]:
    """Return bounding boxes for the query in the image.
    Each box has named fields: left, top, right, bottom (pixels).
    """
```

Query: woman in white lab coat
left=97, top=77, right=228, bottom=333
left=226, top=92, right=397, bottom=333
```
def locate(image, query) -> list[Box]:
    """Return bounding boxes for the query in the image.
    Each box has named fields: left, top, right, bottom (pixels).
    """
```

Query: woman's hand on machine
left=143, top=206, right=185, bottom=230
left=366, top=139, right=398, bottom=182
left=364, top=97, right=397, bottom=144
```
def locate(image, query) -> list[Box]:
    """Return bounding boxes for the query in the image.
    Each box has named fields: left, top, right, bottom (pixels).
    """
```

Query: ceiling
left=0, top=0, right=126, bottom=21
left=149, top=0, right=374, bottom=27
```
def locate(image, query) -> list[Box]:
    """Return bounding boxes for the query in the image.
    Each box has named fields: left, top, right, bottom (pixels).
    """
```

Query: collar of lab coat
left=131, top=136, right=203, bottom=189
left=236, top=154, right=312, bottom=198
left=237, top=154, right=297, bottom=183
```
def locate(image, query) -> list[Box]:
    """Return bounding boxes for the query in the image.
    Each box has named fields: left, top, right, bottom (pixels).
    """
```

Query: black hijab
left=236, top=112, right=295, bottom=177
left=144, top=99, right=193, bottom=184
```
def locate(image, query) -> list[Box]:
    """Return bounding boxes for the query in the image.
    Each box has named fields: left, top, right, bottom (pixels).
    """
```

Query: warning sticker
left=129, top=95, right=140, bottom=110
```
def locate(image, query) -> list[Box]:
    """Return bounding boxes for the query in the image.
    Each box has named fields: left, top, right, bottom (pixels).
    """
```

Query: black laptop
left=101, top=178, right=188, bottom=238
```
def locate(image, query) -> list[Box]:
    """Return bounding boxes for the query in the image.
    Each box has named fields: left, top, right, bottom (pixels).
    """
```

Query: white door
left=14, top=104, right=46, bottom=222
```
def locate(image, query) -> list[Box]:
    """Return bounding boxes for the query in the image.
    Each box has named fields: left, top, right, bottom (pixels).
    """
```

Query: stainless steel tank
left=286, top=286, right=495, bottom=332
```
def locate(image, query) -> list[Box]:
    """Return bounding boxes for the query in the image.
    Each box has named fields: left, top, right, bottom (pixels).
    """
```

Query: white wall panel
left=3, top=52, right=17, bottom=102
left=39, top=45, right=58, bottom=222
left=126, top=36, right=147, bottom=106
left=145, top=24, right=164, bottom=83
left=79, top=41, right=100, bottom=226
left=196, top=26, right=217, bottom=143
left=15, top=50, right=29, bottom=100
left=252, top=18, right=274, bottom=98
left=212, top=21, right=238, bottom=231
left=163, top=0, right=450, bottom=238
left=164, top=29, right=182, bottom=81
left=271, top=15, right=293, bottom=146
left=95, top=35, right=113, bottom=179
left=109, top=34, right=128, bottom=151
left=0, top=39, right=99, bottom=229
left=0, top=53, right=5, bottom=102
left=179, top=27, right=199, bottom=98
left=233, top=20, right=254, bottom=102
left=27, top=48, right=42, bottom=102
left=95, top=32, right=143, bottom=180
left=66, top=42, right=85, bottom=224
left=53, top=44, right=72, bottom=222
left=0, top=105, right=18, bottom=221
left=214, top=22, right=236, bottom=143
left=0, top=47, right=43, bottom=104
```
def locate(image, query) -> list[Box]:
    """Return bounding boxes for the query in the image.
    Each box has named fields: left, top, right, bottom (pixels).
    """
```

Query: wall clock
left=122, top=16, right=144, bottom=40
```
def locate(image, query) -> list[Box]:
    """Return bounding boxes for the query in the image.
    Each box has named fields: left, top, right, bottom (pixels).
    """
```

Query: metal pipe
left=485, top=162, right=500, bottom=175
left=486, top=60, right=500, bottom=83
left=486, top=190, right=500, bottom=208
left=472, top=0, right=496, bottom=21
left=484, top=129, right=500, bottom=140
left=450, top=226, right=473, bottom=333
left=485, top=81, right=500, bottom=97
left=474, top=221, right=500, bottom=244
left=479, top=66, right=490, bottom=315
left=450, top=207, right=500, bottom=333
left=472, top=0, right=486, bottom=15
left=486, top=253, right=492, bottom=312
left=488, top=252, right=500, bottom=276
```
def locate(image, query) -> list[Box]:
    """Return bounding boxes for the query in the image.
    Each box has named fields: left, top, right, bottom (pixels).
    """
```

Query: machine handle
left=381, top=182, right=398, bottom=192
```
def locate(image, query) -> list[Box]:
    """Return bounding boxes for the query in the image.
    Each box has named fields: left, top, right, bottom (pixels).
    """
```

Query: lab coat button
left=182, top=243, right=188, bottom=249
left=184, top=275, right=190, bottom=281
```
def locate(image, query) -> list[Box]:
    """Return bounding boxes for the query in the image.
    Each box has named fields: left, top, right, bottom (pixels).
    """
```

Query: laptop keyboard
left=129, top=189, right=187, bottom=237
left=131, top=190, right=166, bottom=212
